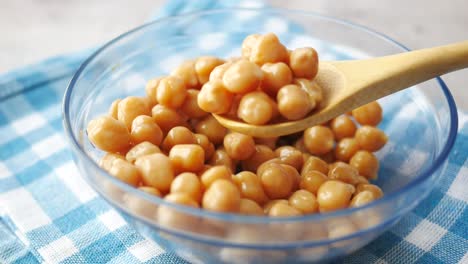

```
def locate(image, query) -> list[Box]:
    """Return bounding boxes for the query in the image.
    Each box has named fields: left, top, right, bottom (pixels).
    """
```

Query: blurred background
left=1, top=0, right=467, bottom=108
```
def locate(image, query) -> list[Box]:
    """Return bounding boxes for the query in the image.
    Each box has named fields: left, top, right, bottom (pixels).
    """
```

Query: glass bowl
left=63, top=8, right=458, bottom=263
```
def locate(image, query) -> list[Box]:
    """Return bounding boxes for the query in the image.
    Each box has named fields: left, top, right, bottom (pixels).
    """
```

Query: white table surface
left=1, top=0, right=467, bottom=110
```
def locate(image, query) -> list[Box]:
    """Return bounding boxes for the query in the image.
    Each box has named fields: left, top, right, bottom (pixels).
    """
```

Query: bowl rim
left=62, top=8, right=458, bottom=225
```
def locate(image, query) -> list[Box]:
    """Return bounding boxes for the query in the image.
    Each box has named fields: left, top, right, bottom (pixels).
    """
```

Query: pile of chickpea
left=87, top=33, right=388, bottom=218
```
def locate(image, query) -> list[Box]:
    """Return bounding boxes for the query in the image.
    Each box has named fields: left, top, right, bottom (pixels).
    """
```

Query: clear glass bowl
left=63, top=8, right=458, bottom=263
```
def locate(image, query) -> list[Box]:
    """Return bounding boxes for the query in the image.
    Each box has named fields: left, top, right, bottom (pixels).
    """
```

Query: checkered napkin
left=1, top=0, right=467, bottom=263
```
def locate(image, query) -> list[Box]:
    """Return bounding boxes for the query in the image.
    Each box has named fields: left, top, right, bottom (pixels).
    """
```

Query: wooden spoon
left=214, top=40, right=468, bottom=138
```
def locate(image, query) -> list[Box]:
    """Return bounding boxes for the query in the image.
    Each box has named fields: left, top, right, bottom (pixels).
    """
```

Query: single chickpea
left=180, top=89, right=208, bottom=118
left=209, top=62, right=232, bottom=82
left=259, top=162, right=294, bottom=199
left=255, top=137, right=278, bottom=150
left=349, top=150, right=380, bottom=179
left=241, top=145, right=276, bottom=172
left=303, top=126, right=335, bottom=155
left=239, top=198, right=264, bottom=215
left=289, top=47, right=319, bottom=79
left=202, top=179, right=241, bottom=213
left=350, top=190, right=376, bottom=207
left=280, top=164, right=302, bottom=192
left=317, top=180, right=355, bottom=212
left=200, top=165, right=232, bottom=189
left=256, top=158, right=283, bottom=176
left=327, top=219, right=357, bottom=241
left=352, top=101, right=383, bottom=126
left=241, top=34, right=260, bottom=58
left=197, top=80, right=234, bottom=114
left=139, top=186, right=162, bottom=197
left=170, top=172, right=203, bottom=202
left=87, top=116, right=131, bottom=153
left=165, top=192, right=199, bottom=208
left=223, top=132, right=256, bottom=160
left=355, top=126, right=388, bottom=152
left=249, top=33, right=289, bottom=65
left=157, top=195, right=199, bottom=231
left=195, top=56, right=225, bottom=85
left=107, top=159, right=141, bottom=186
left=355, top=184, right=383, bottom=199
left=328, top=162, right=360, bottom=185
left=130, top=115, right=163, bottom=146
left=268, top=203, right=302, bottom=217
left=293, top=79, right=323, bottom=105
left=170, top=60, right=199, bottom=88
left=169, top=144, right=205, bottom=173
left=237, top=91, right=276, bottom=125
left=108, top=99, right=121, bottom=119
left=330, top=115, right=357, bottom=140
left=161, top=126, right=197, bottom=152
left=194, top=133, right=215, bottom=161
left=151, top=104, right=187, bottom=134
left=126, top=141, right=161, bottom=163
left=277, top=84, right=313, bottom=120
left=301, top=156, right=329, bottom=176
left=300, top=170, right=328, bottom=195
left=134, top=153, right=174, bottom=193
left=356, top=175, right=370, bottom=185
left=263, top=199, right=288, bottom=214
left=209, top=148, right=237, bottom=172
left=289, top=189, right=319, bottom=214
left=222, top=59, right=263, bottom=94
left=145, top=77, right=163, bottom=105
left=99, top=153, right=125, bottom=171
left=194, top=115, right=227, bottom=145
left=275, top=146, right=304, bottom=171
left=232, top=171, right=269, bottom=205
left=157, top=76, right=187, bottom=109
left=334, top=138, right=360, bottom=162
left=261, top=62, right=293, bottom=96
left=117, top=96, right=151, bottom=130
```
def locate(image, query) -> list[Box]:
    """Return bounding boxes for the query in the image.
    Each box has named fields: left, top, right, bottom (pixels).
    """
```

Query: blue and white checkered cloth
left=1, top=0, right=467, bottom=263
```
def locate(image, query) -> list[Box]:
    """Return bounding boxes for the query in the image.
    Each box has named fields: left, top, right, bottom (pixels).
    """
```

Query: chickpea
left=300, top=170, right=328, bottom=195
left=268, top=203, right=302, bottom=217
left=165, top=192, right=199, bottom=208
left=170, top=60, right=199, bottom=88
left=108, top=99, right=121, bottom=119
left=107, top=159, right=141, bottom=186
left=330, top=115, right=357, bottom=140
left=256, top=158, right=282, bottom=176
left=293, top=137, right=308, bottom=153
left=223, top=132, right=256, bottom=160
left=202, top=179, right=241, bottom=213
left=303, top=126, right=334, bottom=155
left=280, top=164, right=302, bottom=191
left=239, top=198, right=264, bottom=215
left=241, top=34, right=260, bottom=58
left=194, top=133, right=215, bottom=161
left=157, top=76, right=187, bottom=109
left=151, top=104, right=187, bottom=134
left=301, top=156, right=329, bottom=176
left=134, top=153, right=174, bottom=193
left=99, top=153, right=125, bottom=171
left=355, top=126, right=388, bottom=152
left=277, top=84, right=313, bottom=120
left=293, top=79, right=323, bottom=105
left=139, top=186, right=162, bottom=197
left=261, top=62, right=293, bottom=96
left=209, top=148, right=236, bottom=172
left=232, top=171, right=269, bottom=205
left=259, top=162, right=294, bottom=199
left=241, top=145, right=276, bottom=172
left=263, top=199, right=288, bottom=214
left=87, top=116, right=131, bottom=153
left=356, top=175, right=370, bottom=185
left=352, top=101, right=383, bottom=126
left=225, top=94, right=243, bottom=119
left=350, top=190, right=376, bottom=207
left=145, top=77, right=163, bottom=105
left=170, top=172, right=203, bottom=202
left=157, top=194, right=199, bottom=231
left=289, top=47, right=319, bottom=79
left=198, top=80, right=234, bottom=114
left=255, top=137, right=278, bottom=150
left=275, top=146, right=304, bottom=171
left=180, top=89, right=208, bottom=118
left=289, top=190, right=318, bottom=214
left=117, top=96, right=151, bottom=130
left=123, top=188, right=160, bottom=218
left=317, top=180, right=355, bottom=212
left=334, top=138, right=360, bottom=162
left=237, top=91, right=276, bottom=125
left=200, top=165, right=232, bottom=189
left=349, top=150, right=379, bottom=179
left=169, top=144, right=205, bottom=173
left=161, top=126, right=197, bottom=152
left=222, top=59, right=263, bottom=94
left=194, top=115, right=227, bottom=145
left=209, top=62, right=232, bottom=82
left=327, top=219, right=357, bottom=241
left=328, top=162, right=360, bottom=185
left=355, top=184, right=383, bottom=199
left=249, top=33, right=289, bottom=65
left=195, top=56, right=225, bottom=85
left=126, top=141, right=161, bottom=163
left=130, top=115, right=163, bottom=146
